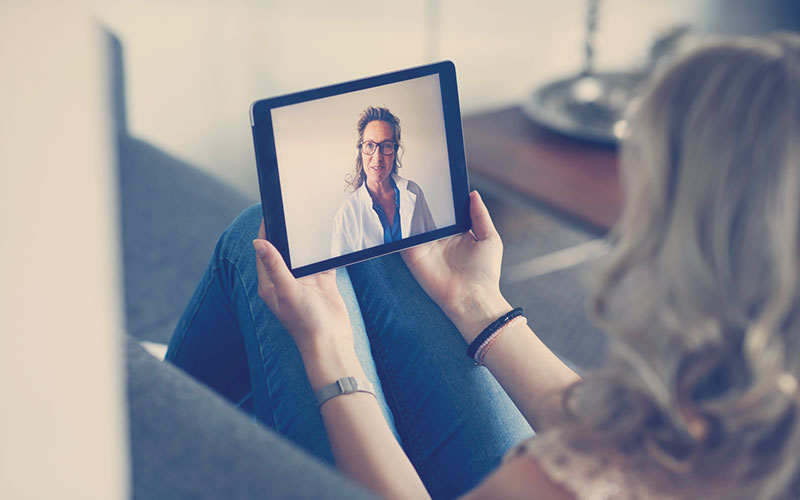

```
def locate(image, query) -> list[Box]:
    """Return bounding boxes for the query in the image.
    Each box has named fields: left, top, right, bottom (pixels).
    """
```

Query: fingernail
left=253, top=239, right=267, bottom=258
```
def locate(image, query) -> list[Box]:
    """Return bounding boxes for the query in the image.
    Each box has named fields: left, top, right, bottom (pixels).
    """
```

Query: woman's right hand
left=253, top=220, right=356, bottom=363
left=401, top=191, right=512, bottom=342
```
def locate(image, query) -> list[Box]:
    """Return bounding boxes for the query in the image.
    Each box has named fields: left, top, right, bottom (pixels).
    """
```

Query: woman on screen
left=331, top=107, right=437, bottom=257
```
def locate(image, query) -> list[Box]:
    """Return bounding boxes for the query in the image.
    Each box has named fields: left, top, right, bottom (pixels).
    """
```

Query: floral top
left=504, top=431, right=682, bottom=500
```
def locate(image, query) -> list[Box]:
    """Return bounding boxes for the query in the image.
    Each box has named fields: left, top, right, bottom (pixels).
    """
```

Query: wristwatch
left=315, top=376, right=376, bottom=408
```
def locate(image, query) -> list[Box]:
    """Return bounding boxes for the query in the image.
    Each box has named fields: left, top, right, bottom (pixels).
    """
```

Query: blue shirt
left=366, top=179, right=402, bottom=244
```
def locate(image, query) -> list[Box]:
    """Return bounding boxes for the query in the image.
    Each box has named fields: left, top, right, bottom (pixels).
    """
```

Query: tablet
left=250, top=61, right=470, bottom=277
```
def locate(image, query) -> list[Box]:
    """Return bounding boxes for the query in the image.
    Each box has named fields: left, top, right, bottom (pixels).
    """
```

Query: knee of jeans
left=349, top=252, right=409, bottom=285
left=212, top=203, right=263, bottom=266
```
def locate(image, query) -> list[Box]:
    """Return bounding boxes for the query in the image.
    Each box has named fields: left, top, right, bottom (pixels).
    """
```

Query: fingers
left=254, top=220, right=271, bottom=290
left=400, top=241, right=422, bottom=262
left=302, top=269, right=338, bottom=290
left=469, top=190, right=499, bottom=241
left=253, top=240, right=294, bottom=289
left=253, top=225, right=296, bottom=297
left=258, top=219, right=266, bottom=240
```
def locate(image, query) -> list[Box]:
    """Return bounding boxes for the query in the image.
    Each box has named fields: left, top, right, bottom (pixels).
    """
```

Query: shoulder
left=406, top=180, right=424, bottom=196
left=336, top=188, right=365, bottom=215
left=462, top=442, right=574, bottom=500
left=481, top=431, right=674, bottom=500
left=394, top=174, right=424, bottom=195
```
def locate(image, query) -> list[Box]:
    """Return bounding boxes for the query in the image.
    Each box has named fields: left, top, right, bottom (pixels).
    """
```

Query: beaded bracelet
left=466, top=307, right=524, bottom=361
left=473, top=316, right=527, bottom=365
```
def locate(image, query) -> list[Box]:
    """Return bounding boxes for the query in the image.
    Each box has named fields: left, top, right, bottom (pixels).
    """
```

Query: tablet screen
left=251, top=62, right=469, bottom=277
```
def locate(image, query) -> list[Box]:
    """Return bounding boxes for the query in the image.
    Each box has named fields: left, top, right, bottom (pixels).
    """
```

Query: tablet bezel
left=250, top=60, right=470, bottom=277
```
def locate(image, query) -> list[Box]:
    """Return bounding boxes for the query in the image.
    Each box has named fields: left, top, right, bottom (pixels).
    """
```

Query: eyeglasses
left=359, top=141, right=397, bottom=156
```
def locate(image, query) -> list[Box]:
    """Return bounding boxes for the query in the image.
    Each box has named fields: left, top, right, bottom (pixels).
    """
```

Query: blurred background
left=95, top=0, right=707, bottom=198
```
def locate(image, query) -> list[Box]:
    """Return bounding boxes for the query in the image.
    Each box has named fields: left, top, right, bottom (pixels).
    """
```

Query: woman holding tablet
left=331, top=107, right=437, bottom=257
left=168, top=34, right=800, bottom=500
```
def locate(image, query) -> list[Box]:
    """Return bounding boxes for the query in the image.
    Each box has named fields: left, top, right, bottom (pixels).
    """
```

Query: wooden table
left=462, top=106, right=622, bottom=231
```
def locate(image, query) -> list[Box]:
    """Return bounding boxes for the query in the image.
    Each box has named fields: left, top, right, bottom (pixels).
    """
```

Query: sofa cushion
left=119, top=134, right=254, bottom=343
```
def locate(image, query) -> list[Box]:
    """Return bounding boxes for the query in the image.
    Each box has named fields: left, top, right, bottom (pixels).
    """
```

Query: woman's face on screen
left=361, top=120, right=395, bottom=186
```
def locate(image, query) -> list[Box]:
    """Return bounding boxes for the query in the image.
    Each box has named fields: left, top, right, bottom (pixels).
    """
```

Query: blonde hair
left=564, top=33, right=800, bottom=499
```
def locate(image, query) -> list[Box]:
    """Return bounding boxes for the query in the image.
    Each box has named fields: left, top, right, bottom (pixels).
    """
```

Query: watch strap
left=315, top=376, right=375, bottom=408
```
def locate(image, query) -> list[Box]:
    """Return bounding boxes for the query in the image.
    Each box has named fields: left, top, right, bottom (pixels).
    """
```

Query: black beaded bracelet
left=466, top=307, right=524, bottom=360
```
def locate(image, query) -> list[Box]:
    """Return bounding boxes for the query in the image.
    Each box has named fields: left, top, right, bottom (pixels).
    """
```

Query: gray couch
left=111, top=33, right=375, bottom=499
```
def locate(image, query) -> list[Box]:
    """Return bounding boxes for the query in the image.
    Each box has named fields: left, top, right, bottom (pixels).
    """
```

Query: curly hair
left=562, top=33, right=800, bottom=499
left=344, top=107, right=403, bottom=193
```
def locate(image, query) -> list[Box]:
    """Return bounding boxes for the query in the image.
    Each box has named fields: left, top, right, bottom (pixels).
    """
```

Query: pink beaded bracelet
left=473, top=315, right=527, bottom=365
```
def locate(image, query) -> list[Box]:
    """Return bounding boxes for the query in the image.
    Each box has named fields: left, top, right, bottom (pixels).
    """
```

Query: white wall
left=1, top=2, right=128, bottom=498
left=95, top=0, right=701, bottom=198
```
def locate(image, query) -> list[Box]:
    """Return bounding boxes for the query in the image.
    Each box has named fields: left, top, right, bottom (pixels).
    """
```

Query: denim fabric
left=167, top=204, right=533, bottom=500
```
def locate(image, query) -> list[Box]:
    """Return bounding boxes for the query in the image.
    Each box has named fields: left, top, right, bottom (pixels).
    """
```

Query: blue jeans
left=166, top=205, right=533, bottom=500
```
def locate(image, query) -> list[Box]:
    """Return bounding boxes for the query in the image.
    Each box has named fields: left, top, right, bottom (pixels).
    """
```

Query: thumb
left=469, top=191, right=498, bottom=241
left=253, top=238, right=296, bottom=293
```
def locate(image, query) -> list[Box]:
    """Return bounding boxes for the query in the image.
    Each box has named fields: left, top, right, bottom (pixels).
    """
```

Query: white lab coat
left=331, top=173, right=437, bottom=257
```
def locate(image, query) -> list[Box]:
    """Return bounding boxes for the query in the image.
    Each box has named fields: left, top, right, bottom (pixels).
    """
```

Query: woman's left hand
left=401, top=191, right=511, bottom=342
left=253, top=220, right=354, bottom=358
